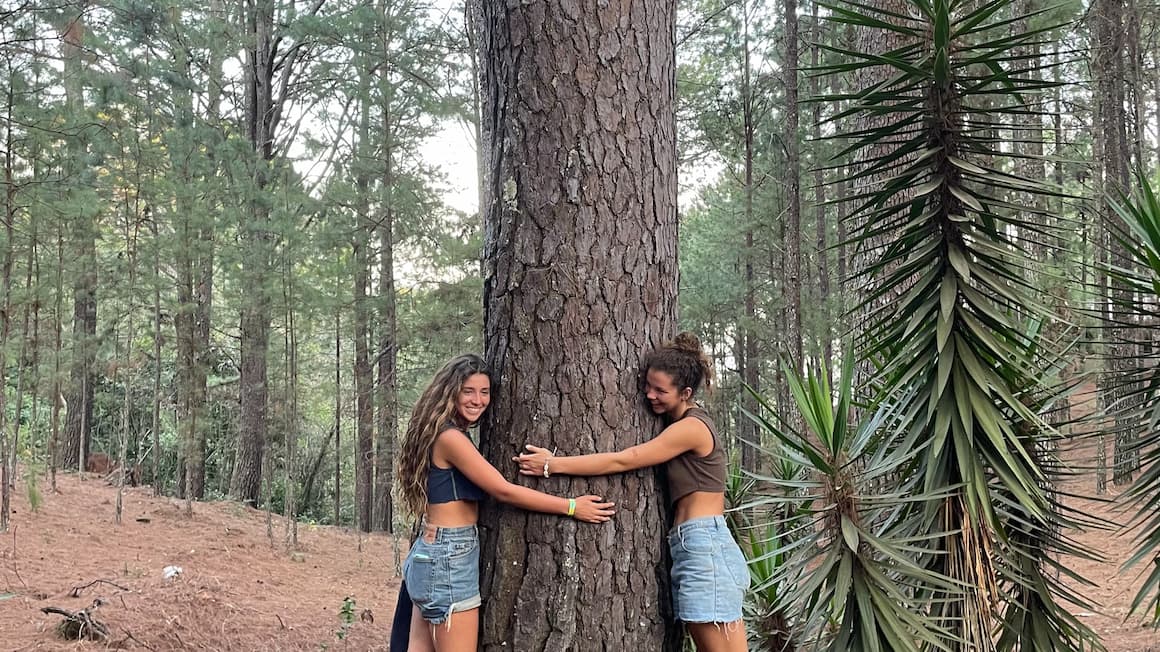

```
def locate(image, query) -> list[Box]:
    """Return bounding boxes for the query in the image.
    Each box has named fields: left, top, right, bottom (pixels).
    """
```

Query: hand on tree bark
left=571, top=495, right=615, bottom=523
left=514, top=444, right=553, bottom=476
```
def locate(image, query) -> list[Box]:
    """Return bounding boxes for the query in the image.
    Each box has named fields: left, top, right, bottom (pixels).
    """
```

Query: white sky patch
left=425, top=117, right=480, bottom=217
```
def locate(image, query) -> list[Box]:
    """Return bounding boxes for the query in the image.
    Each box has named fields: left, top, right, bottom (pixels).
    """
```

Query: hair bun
left=671, top=332, right=702, bottom=353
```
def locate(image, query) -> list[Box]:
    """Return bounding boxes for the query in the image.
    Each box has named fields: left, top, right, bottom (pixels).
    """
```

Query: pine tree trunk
left=231, top=0, right=277, bottom=506
left=334, top=310, right=342, bottom=526
left=374, top=18, right=398, bottom=532
left=474, top=0, right=681, bottom=648
left=783, top=0, right=803, bottom=370
left=812, top=1, right=831, bottom=364
left=740, top=2, right=760, bottom=472
left=60, top=13, right=96, bottom=472
left=352, top=63, right=375, bottom=533
left=1092, top=0, right=1136, bottom=486
left=0, top=76, right=14, bottom=532
left=1012, top=0, right=1046, bottom=259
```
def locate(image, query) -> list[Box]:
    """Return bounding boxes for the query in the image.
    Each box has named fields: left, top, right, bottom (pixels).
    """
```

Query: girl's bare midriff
left=425, top=500, right=479, bottom=528
left=673, top=490, right=725, bottom=525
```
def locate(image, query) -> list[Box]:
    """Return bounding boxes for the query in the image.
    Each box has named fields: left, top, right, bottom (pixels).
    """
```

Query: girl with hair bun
left=397, top=353, right=615, bottom=652
left=515, top=333, right=750, bottom=651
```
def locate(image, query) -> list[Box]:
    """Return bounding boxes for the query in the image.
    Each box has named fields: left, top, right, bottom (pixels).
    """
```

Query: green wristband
left=567, top=498, right=577, bottom=517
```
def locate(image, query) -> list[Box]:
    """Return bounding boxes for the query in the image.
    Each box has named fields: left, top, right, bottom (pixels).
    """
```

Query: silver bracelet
left=543, top=458, right=550, bottom=478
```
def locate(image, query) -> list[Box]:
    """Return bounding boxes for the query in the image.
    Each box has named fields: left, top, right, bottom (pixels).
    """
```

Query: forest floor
left=0, top=472, right=404, bottom=651
left=1, top=381, right=1159, bottom=650
left=1056, top=381, right=1159, bottom=652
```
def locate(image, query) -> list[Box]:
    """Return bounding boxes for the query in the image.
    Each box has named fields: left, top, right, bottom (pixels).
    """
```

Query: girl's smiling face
left=456, top=372, right=491, bottom=424
left=644, top=368, right=691, bottom=417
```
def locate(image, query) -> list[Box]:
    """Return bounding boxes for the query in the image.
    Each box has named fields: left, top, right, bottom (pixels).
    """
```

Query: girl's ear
left=680, top=387, right=693, bottom=402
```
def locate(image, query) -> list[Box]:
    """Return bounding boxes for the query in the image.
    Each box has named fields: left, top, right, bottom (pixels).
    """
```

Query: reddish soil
left=1060, top=382, right=1160, bottom=652
left=0, top=472, right=404, bottom=651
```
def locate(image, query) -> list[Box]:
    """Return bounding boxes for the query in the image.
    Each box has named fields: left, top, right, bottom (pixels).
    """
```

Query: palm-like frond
left=802, top=0, right=1101, bottom=649
left=1103, top=175, right=1160, bottom=624
left=742, top=353, right=959, bottom=652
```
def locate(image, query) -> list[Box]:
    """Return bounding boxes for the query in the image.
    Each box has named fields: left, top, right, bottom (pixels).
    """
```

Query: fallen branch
left=118, top=629, right=156, bottom=651
left=41, top=599, right=110, bottom=641
left=69, top=578, right=130, bottom=597
left=10, top=526, right=28, bottom=591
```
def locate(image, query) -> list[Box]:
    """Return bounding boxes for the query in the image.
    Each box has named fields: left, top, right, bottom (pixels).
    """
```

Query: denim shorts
left=402, top=524, right=481, bottom=625
left=668, top=515, right=750, bottom=623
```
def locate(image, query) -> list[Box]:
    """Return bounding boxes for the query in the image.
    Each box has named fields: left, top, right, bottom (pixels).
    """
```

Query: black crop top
left=427, top=426, right=486, bottom=504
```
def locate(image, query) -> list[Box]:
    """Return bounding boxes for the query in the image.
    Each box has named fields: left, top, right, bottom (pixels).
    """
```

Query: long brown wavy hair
left=397, top=354, right=491, bottom=519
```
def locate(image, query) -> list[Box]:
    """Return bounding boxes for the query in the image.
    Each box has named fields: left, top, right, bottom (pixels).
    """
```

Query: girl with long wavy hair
left=397, top=354, right=614, bottom=652
left=515, top=333, right=750, bottom=652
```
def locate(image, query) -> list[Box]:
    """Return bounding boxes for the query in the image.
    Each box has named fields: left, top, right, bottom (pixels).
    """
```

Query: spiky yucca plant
left=740, top=0, right=1103, bottom=649
left=746, top=353, right=959, bottom=651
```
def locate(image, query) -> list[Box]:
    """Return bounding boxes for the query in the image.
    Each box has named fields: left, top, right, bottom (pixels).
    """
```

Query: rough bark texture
left=474, top=1, right=680, bottom=649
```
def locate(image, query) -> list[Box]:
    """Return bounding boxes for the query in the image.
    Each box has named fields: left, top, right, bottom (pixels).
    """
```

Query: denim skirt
left=402, top=524, right=482, bottom=625
left=668, top=515, right=750, bottom=623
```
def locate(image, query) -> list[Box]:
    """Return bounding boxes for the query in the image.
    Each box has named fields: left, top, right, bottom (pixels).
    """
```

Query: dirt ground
left=1057, top=382, right=1160, bottom=652
left=1, top=382, right=1159, bottom=650
left=0, top=473, right=405, bottom=651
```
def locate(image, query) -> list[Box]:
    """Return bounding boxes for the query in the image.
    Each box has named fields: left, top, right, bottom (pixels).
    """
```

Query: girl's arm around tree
left=439, top=429, right=615, bottom=522
left=514, top=418, right=708, bottom=477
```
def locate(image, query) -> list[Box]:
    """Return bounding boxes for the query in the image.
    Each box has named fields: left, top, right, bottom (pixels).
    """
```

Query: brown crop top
left=665, top=406, right=726, bottom=504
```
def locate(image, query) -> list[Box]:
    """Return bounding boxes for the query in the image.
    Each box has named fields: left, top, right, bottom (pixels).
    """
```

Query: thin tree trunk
left=352, top=61, right=374, bottom=533
left=784, top=0, right=803, bottom=370
left=283, top=252, right=298, bottom=548
left=60, top=12, right=96, bottom=473
left=374, top=6, right=398, bottom=532
left=334, top=309, right=341, bottom=526
left=812, top=0, right=831, bottom=364
left=0, top=74, right=15, bottom=531
left=740, top=1, right=760, bottom=472
left=50, top=228, right=63, bottom=492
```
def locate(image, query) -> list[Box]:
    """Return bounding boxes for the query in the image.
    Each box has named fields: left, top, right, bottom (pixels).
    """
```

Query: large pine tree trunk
left=474, top=1, right=680, bottom=648
left=231, top=0, right=276, bottom=505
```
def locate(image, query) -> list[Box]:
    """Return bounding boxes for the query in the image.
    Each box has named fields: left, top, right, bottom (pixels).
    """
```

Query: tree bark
left=60, top=12, right=96, bottom=472
left=231, top=0, right=276, bottom=505
left=740, top=1, right=760, bottom=472
left=783, top=0, right=803, bottom=370
left=353, top=62, right=375, bottom=533
left=375, top=5, right=399, bottom=532
left=474, top=0, right=680, bottom=648
left=811, top=0, right=831, bottom=364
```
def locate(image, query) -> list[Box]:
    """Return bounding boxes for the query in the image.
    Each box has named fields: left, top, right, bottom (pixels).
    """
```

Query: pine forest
left=3, top=0, right=1160, bottom=650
